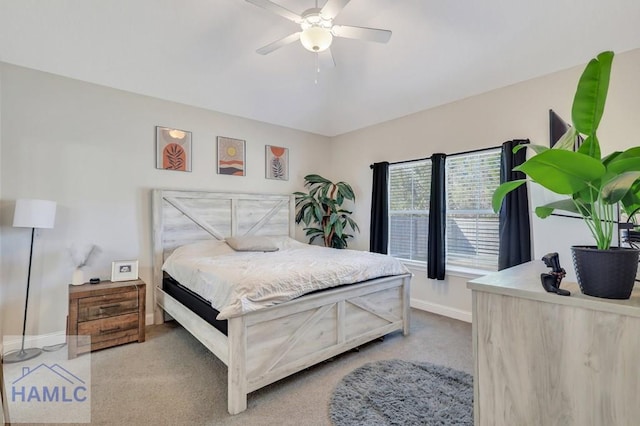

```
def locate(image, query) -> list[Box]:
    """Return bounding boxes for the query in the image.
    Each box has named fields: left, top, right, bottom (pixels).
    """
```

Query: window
left=387, top=149, right=501, bottom=271
left=388, top=160, right=431, bottom=262
left=446, top=150, right=501, bottom=270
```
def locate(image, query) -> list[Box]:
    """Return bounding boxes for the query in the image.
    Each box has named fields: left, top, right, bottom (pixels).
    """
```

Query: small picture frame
left=111, top=260, right=139, bottom=282
left=156, top=126, right=192, bottom=172
left=217, top=136, right=246, bottom=176
left=265, top=145, right=289, bottom=180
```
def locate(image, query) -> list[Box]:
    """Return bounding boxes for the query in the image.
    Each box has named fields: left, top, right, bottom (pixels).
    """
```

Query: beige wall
left=0, top=63, right=331, bottom=344
left=331, top=48, right=640, bottom=319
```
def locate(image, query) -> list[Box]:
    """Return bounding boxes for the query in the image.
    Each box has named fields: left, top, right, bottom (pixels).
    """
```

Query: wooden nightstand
left=67, top=279, right=146, bottom=359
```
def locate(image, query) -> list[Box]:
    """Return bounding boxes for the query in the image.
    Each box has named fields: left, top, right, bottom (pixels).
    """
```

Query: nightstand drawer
left=76, top=327, right=140, bottom=355
left=77, top=312, right=139, bottom=338
left=78, top=290, right=139, bottom=321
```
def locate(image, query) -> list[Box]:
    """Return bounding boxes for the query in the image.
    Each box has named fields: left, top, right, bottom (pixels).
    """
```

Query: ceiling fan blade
left=246, top=0, right=302, bottom=23
left=256, top=32, right=301, bottom=55
left=318, top=48, right=336, bottom=69
left=332, top=25, right=392, bottom=43
left=320, top=0, right=350, bottom=19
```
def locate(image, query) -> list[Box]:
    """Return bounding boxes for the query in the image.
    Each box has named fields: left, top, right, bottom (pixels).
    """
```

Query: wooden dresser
left=468, top=262, right=640, bottom=426
left=67, top=279, right=146, bottom=359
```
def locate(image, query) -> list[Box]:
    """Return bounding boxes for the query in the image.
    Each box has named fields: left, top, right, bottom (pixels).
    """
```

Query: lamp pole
left=4, top=228, right=42, bottom=363
left=4, top=199, right=56, bottom=364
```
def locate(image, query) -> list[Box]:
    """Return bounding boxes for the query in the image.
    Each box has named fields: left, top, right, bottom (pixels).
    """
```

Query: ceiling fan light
left=300, top=26, right=332, bottom=52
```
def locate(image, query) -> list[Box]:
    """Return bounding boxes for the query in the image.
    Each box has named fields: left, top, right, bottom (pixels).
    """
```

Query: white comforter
left=162, top=237, right=410, bottom=319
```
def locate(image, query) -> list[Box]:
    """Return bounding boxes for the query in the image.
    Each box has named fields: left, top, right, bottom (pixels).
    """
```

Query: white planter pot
left=71, top=268, right=86, bottom=286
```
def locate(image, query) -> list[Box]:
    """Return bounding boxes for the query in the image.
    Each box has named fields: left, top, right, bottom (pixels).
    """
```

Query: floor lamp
left=3, top=199, right=57, bottom=364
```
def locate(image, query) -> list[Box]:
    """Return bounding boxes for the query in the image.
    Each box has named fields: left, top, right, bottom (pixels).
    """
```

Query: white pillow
left=225, top=236, right=279, bottom=252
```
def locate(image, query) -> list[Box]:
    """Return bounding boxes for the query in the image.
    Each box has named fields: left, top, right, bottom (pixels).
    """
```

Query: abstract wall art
left=156, top=126, right=192, bottom=172
left=265, top=145, right=289, bottom=180
left=217, top=136, right=246, bottom=176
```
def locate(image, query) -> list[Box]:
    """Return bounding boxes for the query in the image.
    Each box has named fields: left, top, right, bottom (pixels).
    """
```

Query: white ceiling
left=1, top=0, right=639, bottom=137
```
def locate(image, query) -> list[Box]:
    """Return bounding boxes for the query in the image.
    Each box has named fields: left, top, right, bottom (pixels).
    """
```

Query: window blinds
left=388, top=160, right=431, bottom=262
left=445, top=150, right=501, bottom=269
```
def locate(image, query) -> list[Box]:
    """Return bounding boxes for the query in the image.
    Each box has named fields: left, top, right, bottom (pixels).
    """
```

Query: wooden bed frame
left=151, top=189, right=411, bottom=414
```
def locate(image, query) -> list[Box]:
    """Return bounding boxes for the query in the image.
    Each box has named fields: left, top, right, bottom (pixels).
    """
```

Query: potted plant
left=493, top=51, right=640, bottom=299
left=294, top=174, right=360, bottom=249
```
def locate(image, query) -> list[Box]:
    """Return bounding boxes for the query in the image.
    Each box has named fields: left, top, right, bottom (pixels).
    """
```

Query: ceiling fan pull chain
left=315, top=53, right=320, bottom=84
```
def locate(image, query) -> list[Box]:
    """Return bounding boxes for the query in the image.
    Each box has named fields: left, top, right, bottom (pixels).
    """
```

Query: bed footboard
left=228, top=273, right=411, bottom=414
left=156, top=273, right=410, bottom=415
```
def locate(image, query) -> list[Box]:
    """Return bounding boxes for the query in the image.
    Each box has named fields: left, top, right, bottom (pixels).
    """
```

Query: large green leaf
left=606, top=157, right=640, bottom=174
left=621, top=181, right=640, bottom=216
left=602, top=151, right=624, bottom=167
left=346, top=216, right=360, bottom=232
left=571, top=51, right=614, bottom=135
left=606, top=147, right=640, bottom=170
left=601, top=171, right=640, bottom=204
left=491, top=179, right=527, bottom=213
left=336, top=182, right=356, bottom=201
left=619, top=147, right=640, bottom=159
left=577, top=134, right=601, bottom=159
left=334, top=219, right=344, bottom=237
left=534, top=199, right=581, bottom=218
left=313, top=205, right=324, bottom=222
left=515, top=150, right=605, bottom=195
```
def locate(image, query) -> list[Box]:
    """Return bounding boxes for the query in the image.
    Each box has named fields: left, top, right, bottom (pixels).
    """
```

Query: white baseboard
left=410, top=299, right=472, bottom=323
left=2, top=331, right=67, bottom=353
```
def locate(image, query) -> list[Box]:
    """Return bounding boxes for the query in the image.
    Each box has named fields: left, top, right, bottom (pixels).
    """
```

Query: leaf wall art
left=156, top=126, right=192, bottom=172
left=265, top=145, right=289, bottom=180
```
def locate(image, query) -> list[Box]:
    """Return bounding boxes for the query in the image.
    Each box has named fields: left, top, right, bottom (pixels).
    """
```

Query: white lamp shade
left=13, top=199, right=57, bottom=229
left=300, top=27, right=333, bottom=52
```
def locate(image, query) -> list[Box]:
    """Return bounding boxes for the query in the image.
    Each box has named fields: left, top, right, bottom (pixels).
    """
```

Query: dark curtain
left=370, top=162, right=389, bottom=254
left=428, top=154, right=447, bottom=280
left=498, top=139, right=532, bottom=270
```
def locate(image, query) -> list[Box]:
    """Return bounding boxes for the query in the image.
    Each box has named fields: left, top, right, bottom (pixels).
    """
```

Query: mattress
left=163, top=274, right=228, bottom=335
left=162, top=236, right=410, bottom=320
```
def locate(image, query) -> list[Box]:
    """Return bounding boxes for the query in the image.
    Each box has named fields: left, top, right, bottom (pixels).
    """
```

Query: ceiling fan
left=246, top=0, right=392, bottom=67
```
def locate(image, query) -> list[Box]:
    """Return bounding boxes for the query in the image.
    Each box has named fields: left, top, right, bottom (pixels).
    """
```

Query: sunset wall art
left=217, top=136, right=245, bottom=176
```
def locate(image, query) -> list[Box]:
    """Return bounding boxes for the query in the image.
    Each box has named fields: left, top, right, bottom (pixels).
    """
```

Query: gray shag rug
left=329, top=359, right=473, bottom=426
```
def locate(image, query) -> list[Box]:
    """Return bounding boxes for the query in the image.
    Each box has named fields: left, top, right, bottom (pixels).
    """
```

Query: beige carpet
left=47, top=309, right=472, bottom=425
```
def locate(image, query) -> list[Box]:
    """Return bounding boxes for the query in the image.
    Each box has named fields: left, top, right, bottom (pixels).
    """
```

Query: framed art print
left=111, top=260, right=139, bottom=282
left=265, top=145, right=289, bottom=180
left=156, top=126, right=192, bottom=172
left=217, top=136, right=245, bottom=176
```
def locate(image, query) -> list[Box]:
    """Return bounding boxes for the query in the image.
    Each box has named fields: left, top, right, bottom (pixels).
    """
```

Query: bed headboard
left=152, top=189, right=295, bottom=290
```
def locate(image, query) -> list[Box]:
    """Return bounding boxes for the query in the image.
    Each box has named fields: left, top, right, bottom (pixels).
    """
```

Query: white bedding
left=162, top=236, right=410, bottom=319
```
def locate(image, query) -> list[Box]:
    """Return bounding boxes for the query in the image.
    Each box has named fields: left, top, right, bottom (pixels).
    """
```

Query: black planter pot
left=571, top=246, right=640, bottom=299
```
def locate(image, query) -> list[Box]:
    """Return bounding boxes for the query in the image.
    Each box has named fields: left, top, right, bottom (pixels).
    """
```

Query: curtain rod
left=369, top=145, right=502, bottom=169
